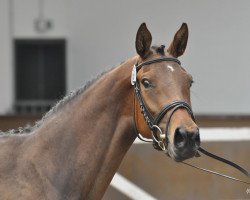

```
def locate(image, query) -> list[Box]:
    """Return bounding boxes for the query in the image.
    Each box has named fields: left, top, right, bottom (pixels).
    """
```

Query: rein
left=131, top=56, right=250, bottom=185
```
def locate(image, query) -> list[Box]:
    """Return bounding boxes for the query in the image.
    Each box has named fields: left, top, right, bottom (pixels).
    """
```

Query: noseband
left=131, top=56, right=250, bottom=184
left=131, top=56, right=195, bottom=151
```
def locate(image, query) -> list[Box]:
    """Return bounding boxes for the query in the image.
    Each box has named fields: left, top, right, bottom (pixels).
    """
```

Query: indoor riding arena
left=0, top=1, right=250, bottom=200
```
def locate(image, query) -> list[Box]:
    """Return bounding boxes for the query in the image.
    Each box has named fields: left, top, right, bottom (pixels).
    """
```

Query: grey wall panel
left=1, top=0, right=250, bottom=114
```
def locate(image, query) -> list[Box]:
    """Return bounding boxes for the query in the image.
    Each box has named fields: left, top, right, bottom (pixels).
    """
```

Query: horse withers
left=0, top=23, right=199, bottom=200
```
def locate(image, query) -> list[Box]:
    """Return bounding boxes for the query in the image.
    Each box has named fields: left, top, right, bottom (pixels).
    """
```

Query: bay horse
left=0, top=23, right=200, bottom=199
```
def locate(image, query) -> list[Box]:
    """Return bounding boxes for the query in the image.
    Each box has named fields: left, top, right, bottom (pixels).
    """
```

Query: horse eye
left=141, top=79, right=151, bottom=88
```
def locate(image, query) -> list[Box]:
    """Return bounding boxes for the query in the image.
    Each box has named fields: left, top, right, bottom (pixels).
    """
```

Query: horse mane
left=0, top=68, right=114, bottom=136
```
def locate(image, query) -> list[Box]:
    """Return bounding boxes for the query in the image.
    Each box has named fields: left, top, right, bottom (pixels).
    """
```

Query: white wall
left=0, top=0, right=12, bottom=114
left=1, top=0, right=250, bottom=115
left=13, top=0, right=68, bottom=38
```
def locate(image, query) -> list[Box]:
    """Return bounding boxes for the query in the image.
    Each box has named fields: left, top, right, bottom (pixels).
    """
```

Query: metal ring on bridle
left=151, top=125, right=166, bottom=151
left=152, top=125, right=165, bottom=139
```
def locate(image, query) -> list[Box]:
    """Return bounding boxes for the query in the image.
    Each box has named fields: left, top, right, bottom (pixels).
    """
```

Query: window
left=14, top=39, right=66, bottom=114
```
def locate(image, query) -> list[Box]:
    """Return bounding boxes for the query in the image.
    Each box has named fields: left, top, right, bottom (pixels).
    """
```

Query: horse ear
left=135, top=23, right=152, bottom=59
left=167, top=23, right=188, bottom=58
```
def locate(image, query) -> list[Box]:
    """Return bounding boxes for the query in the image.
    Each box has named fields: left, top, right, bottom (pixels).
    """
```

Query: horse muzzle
left=168, top=126, right=200, bottom=161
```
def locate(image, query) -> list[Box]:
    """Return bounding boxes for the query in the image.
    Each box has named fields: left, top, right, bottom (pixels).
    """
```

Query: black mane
left=0, top=68, right=113, bottom=136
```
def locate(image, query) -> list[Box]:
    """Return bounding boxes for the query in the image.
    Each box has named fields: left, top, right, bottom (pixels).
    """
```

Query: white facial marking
left=167, top=65, right=175, bottom=72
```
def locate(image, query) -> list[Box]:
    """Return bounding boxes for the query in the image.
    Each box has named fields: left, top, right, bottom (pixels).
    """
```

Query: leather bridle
left=131, top=56, right=250, bottom=184
left=131, top=56, right=194, bottom=151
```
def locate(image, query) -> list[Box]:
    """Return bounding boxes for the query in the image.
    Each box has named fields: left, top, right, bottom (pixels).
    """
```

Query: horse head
left=134, top=23, right=200, bottom=162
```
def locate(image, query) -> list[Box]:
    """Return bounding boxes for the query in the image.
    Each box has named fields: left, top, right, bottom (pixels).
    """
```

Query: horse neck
left=79, top=57, right=138, bottom=199
left=29, top=56, right=138, bottom=199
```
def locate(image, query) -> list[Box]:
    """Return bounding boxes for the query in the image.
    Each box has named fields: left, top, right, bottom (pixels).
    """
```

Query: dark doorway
left=14, top=39, right=66, bottom=114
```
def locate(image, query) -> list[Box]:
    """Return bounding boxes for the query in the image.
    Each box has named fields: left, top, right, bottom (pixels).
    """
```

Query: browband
left=131, top=56, right=181, bottom=86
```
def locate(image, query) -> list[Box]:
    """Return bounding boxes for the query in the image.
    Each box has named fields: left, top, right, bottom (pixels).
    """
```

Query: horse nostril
left=174, top=128, right=187, bottom=148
